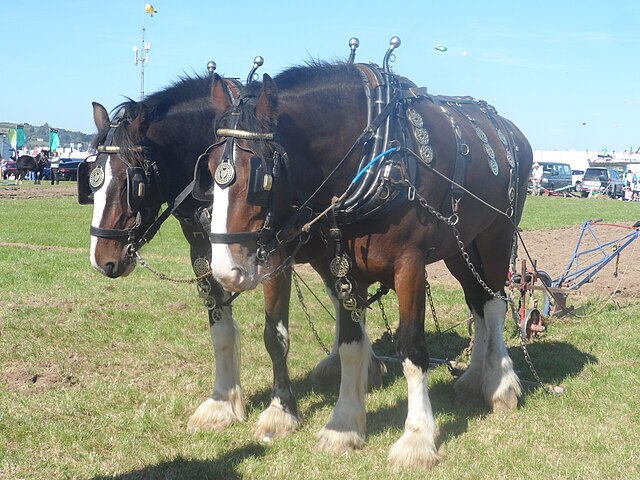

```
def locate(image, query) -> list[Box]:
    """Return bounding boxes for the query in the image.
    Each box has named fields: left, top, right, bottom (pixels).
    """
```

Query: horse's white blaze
left=89, top=160, right=113, bottom=270
left=209, top=181, right=245, bottom=290
left=388, top=359, right=439, bottom=469
left=316, top=335, right=369, bottom=452
left=187, top=306, right=246, bottom=431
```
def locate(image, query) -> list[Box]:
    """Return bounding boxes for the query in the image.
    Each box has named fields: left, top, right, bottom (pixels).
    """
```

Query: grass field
left=1, top=188, right=639, bottom=479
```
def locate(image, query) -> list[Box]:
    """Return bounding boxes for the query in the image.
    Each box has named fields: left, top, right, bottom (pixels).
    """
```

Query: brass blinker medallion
left=89, top=166, right=105, bottom=189
left=214, top=160, right=235, bottom=187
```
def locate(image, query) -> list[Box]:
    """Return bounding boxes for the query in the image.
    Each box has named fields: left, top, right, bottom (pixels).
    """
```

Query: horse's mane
left=274, top=61, right=362, bottom=94
left=91, top=74, right=216, bottom=152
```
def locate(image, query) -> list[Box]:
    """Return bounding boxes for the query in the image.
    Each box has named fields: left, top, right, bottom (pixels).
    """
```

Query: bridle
left=204, top=99, right=295, bottom=262
left=78, top=112, right=193, bottom=256
left=207, top=128, right=290, bottom=262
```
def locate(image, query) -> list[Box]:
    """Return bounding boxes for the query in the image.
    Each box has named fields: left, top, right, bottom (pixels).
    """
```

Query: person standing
left=50, top=152, right=60, bottom=185
left=530, top=163, right=543, bottom=196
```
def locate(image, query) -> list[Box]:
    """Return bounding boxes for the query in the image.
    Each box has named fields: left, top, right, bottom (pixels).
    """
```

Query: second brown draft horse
left=202, top=39, right=533, bottom=468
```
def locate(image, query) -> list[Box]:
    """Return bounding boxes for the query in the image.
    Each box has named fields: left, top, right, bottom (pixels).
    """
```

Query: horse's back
left=16, top=155, right=37, bottom=170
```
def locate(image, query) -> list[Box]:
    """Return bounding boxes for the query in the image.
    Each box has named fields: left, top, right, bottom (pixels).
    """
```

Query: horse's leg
left=184, top=230, right=246, bottom=431
left=316, top=278, right=369, bottom=452
left=446, top=234, right=521, bottom=411
left=188, top=299, right=246, bottom=431
left=310, top=261, right=386, bottom=390
left=388, top=256, right=440, bottom=469
left=254, top=271, right=302, bottom=440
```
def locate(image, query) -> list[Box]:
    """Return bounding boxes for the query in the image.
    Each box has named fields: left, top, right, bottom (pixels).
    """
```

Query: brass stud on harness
left=330, top=254, right=351, bottom=278
left=193, top=257, right=211, bottom=277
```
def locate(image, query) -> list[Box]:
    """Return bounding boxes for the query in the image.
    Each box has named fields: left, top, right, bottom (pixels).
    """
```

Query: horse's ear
left=256, top=73, right=278, bottom=126
left=92, top=102, right=110, bottom=131
left=210, top=73, right=233, bottom=114
left=129, top=103, right=150, bottom=136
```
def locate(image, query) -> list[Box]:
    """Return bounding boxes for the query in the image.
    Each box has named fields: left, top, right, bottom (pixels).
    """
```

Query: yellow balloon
left=145, top=4, right=156, bottom=16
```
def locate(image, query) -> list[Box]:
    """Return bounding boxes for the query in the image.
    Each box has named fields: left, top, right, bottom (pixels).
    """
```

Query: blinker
left=77, top=160, right=94, bottom=205
left=127, top=167, right=147, bottom=210
left=247, top=155, right=273, bottom=205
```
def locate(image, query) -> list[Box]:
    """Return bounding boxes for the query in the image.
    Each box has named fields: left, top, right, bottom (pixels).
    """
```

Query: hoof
left=187, top=397, right=244, bottom=432
left=316, top=427, right=364, bottom=453
left=311, top=353, right=341, bottom=390
left=255, top=403, right=302, bottom=441
left=367, top=356, right=387, bottom=390
left=388, top=431, right=440, bottom=470
left=311, top=353, right=387, bottom=391
left=489, top=385, right=520, bottom=412
left=454, top=373, right=483, bottom=406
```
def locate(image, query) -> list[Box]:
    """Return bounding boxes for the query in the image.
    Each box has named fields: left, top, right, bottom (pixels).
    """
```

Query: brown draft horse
left=80, top=74, right=255, bottom=434
left=202, top=49, right=533, bottom=467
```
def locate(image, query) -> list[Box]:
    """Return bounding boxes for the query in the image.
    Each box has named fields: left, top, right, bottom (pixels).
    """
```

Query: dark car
left=5, top=160, right=17, bottom=179
left=42, top=158, right=83, bottom=181
left=580, top=167, right=625, bottom=198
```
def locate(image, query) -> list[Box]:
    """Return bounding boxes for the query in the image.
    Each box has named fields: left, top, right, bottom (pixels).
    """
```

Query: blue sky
left=2, top=1, right=638, bottom=151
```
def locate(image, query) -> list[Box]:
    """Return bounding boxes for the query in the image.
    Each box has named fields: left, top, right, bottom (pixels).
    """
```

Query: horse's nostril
left=104, top=262, right=116, bottom=277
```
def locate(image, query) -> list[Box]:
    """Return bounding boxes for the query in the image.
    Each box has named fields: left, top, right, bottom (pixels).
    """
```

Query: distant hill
left=0, top=121, right=93, bottom=149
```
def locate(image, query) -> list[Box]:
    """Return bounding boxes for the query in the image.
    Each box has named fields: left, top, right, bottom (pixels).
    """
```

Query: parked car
left=42, top=158, right=83, bottom=181
left=5, top=160, right=17, bottom=179
left=580, top=167, right=625, bottom=198
left=530, top=162, right=572, bottom=193
left=571, top=169, right=585, bottom=191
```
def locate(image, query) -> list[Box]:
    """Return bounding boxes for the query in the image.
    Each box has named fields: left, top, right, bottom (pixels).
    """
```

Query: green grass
left=519, top=194, right=640, bottom=230
left=1, top=189, right=639, bottom=479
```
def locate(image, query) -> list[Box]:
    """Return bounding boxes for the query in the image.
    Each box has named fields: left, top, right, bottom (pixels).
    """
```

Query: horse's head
left=79, top=101, right=163, bottom=278
left=204, top=73, right=288, bottom=292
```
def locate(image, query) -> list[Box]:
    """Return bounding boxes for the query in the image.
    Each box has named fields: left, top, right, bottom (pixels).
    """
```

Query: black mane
left=92, top=74, right=217, bottom=158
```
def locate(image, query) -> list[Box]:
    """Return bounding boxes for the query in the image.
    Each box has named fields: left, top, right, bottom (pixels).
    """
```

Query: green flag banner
left=7, top=128, right=17, bottom=150
left=49, top=129, right=60, bottom=151
left=16, top=125, right=26, bottom=149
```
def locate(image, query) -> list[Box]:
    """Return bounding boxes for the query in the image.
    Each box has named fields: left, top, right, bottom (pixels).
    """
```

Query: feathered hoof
left=254, top=404, right=302, bottom=441
left=316, top=427, right=365, bottom=453
left=311, top=353, right=387, bottom=391
left=311, top=353, right=341, bottom=390
left=367, top=356, right=387, bottom=390
left=489, top=386, right=519, bottom=412
left=388, top=431, right=440, bottom=470
left=187, top=398, right=242, bottom=432
left=453, top=373, right=483, bottom=406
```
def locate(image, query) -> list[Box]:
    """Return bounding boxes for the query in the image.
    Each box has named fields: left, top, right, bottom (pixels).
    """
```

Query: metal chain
left=425, top=274, right=455, bottom=374
left=377, top=297, right=394, bottom=340
left=406, top=181, right=509, bottom=302
left=134, top=251, right=209, bottom=284
left=292, top=271, right=331, bottom=356
left=406, top=180, right=560, bottom=394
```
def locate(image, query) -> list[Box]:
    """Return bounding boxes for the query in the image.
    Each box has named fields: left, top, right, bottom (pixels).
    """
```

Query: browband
left=216, top=128, right=274, bottom=140
left=97, top=145, right=145, bottom=153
